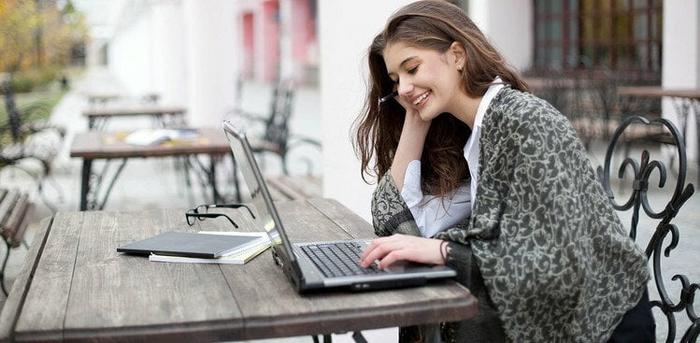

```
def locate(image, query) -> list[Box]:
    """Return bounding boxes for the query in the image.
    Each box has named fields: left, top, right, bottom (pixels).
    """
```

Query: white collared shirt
left=401, top=78, right=504, bottom=238
left=464, top=77, right=504, bottom=209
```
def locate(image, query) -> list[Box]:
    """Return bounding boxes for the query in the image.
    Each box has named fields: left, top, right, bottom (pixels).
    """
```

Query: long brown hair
left=352, top=0, right=528, bottom=197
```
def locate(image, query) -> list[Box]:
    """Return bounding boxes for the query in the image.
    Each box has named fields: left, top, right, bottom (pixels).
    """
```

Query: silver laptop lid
left=222, top=120, right=299, bottom=268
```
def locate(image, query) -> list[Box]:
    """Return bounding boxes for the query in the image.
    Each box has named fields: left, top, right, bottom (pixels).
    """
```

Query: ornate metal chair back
left=263, top=79, right=294, bottom=152
left=598, top=115, right=698, bottom=343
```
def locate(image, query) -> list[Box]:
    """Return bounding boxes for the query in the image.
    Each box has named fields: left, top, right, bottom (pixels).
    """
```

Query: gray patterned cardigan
left=370, top=86, right=650, bottom=342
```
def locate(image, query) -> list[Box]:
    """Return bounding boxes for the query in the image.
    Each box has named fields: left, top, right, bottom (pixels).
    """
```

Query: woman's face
left=383, top=41, right=464, bottom=121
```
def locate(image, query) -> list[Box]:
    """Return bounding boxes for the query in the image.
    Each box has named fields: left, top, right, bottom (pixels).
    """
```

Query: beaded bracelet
left=440, top=240, right=448, bottom=264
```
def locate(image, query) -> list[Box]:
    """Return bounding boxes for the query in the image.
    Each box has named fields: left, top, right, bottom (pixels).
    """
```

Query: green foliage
left=0, top=88, right=66, bottom=145
left=2, top=67, right=60, bottom=94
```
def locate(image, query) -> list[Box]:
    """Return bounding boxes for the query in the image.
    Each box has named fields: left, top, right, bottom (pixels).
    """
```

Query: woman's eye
left=407, top=66, right=419, bottom=74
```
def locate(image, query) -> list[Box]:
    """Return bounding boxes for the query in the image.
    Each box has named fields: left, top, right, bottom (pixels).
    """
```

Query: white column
left=151, top=0, right=187, bottom=106
left=663, top=0, right=700, bottom=161
left=182, top=0, right=239, bottom=127
left=469, top=0, right=533, bottom=71
left=319, top=0, right=412, bottom=221
left=108, top=4, right=155, bottom=95
left=85, top=38, right=104, bottom=67
left=253, top=2, right=267, bottom=81
left=279, top=0, right=294, bottom=80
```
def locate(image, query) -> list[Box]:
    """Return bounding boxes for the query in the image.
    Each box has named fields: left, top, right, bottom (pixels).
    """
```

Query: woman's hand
left=395, top=95, right=431, bottom=140
left=360, top=234, right=447, bottom=269
left=390, top=96, right=432, bottom=190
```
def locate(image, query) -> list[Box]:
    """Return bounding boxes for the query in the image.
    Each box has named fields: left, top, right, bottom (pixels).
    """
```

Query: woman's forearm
left=390, top=114, right=430, bottom=191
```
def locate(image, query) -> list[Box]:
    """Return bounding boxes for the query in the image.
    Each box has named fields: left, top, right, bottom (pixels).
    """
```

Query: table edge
left=0, top=217, right=54, bottom=343
left=242, top=286, right=478, bottom=339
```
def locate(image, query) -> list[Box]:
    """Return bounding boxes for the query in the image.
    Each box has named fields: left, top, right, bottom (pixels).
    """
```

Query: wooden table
left=70, top=128, right=232, bottom=211
left=0, top=199, right=478, bottom=342
left=617, top=86, right=700, bottom=181
left=83, top=106, right=186, bottom=130
left=86, top=93, right=159, bottom=106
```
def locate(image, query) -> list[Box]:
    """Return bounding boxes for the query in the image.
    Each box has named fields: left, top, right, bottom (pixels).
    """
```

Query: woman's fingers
left=395, top=95, right=424, bottom=123
left=377, top=249, right=410, bottom=269
left=391, top=90, right=408, bottom=110
left=360, top=235, right=445, bottom=268
left=360, top=236, right=400, bottom=267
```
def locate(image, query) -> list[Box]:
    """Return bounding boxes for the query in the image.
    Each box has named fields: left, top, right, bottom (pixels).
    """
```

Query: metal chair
left=1, top=80, right=64, bottom=211
left=231, top=79, right=321, bottom=175
left=598, top=115, right=697, bottom=343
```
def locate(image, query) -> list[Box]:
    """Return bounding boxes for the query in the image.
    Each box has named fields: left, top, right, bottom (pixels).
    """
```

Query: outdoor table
left=0, top=199, right=478, bottom=342
left=86, top=92, right=159, bottom=107
left=70, top=128, right=231, bottom=211
left=617, top=86, right=700, bottom=181
left=86, top=93, right=121, bottom=105
left=83, top=105, right=187, bottom=130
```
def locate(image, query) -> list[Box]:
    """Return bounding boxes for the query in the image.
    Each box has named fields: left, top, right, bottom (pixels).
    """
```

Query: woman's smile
left=412, top=90, right=431, bottom=107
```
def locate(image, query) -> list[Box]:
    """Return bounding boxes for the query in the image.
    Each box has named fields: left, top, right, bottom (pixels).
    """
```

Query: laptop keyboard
left=300, top=242, right=384, bottom=278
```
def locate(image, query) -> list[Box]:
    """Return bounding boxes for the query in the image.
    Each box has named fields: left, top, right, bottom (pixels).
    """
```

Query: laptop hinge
left=290, top=259, right=305, bottom=285
left=273, top=249, right=306, bottom=289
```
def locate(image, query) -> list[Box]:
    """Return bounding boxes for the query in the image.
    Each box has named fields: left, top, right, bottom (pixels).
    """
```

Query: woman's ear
left=449, top=41, right=466, bottom=71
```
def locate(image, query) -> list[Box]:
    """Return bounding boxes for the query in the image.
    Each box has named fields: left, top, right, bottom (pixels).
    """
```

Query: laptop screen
left=222, top=121, right=297, bottom=266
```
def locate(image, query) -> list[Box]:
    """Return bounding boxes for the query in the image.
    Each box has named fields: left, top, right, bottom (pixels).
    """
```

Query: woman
left=353, top=1, right=653, bottom=342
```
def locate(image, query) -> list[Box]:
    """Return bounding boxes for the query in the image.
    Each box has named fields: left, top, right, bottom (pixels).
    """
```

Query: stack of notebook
left=117, top=231, right=271, bottom=265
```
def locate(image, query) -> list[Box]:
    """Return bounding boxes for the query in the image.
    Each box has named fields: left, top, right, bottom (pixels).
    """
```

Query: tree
left=0, top=0, right=41, bottom=73
left=0, top=0, right=87, bottom=74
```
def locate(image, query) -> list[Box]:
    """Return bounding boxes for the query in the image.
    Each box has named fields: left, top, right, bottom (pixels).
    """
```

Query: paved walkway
left=1, top=69, right=698, bottom=342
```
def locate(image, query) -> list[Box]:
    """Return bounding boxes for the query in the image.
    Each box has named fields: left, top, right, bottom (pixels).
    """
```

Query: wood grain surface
left=2, top=199, right=477, bottom=342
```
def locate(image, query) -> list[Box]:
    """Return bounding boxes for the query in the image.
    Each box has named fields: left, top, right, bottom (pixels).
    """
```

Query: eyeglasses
left=185, top=203, right=256, bottom=228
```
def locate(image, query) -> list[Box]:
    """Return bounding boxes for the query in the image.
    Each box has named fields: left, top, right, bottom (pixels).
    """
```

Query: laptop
left=222, top=120, right=456, bottom=293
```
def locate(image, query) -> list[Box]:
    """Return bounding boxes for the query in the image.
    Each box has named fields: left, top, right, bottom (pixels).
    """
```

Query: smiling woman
left=352, top=1, right=653, bottom=342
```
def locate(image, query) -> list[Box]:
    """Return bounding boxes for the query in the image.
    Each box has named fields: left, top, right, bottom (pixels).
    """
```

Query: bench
left=0, top=189, right=33, bottom=296
left=265, top=175, right=322, bottom=201
left=597, top=115, right=698, bottom=342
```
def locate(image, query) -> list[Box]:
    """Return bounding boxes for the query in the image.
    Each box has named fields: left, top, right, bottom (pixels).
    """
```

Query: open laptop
left=222, top=120, right=456, bottom=293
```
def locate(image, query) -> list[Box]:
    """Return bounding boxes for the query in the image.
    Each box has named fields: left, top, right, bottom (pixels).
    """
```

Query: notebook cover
left=117, top=231, right=260, bottom=258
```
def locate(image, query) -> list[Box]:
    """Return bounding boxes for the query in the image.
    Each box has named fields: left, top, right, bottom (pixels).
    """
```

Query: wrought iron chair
left=525, top=69, right=597, bottom=148
left=598, top=115, right=698, bottom=343
left=589, top=68, right=660, bottom=137
left=231, top=79, right=321, bottom=175
left=1, top=80, right=65, bottom=211
left=1, top=80, right=66, bottom=145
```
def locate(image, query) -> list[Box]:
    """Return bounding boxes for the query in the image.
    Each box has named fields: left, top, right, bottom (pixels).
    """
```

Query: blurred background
left=1, top=1, right=698, bottom=341
left=2, top=0, right=697, bottom=217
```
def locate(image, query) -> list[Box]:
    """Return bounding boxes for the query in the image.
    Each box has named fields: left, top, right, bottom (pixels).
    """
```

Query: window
left=533, top=0, right=662, bottom=78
